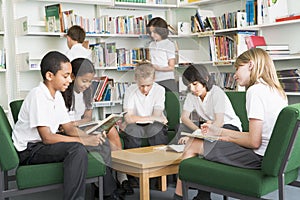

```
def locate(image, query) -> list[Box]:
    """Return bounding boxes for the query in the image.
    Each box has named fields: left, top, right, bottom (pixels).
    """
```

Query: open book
left=181, top=130, right=219, bottom=142
left=154, top=144, right=185, bottom=153
left=78, top=112, right=127, bottom=134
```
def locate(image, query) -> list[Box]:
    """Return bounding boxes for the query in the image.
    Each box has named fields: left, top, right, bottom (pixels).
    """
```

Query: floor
left=9, top=175, right=300, bottom=200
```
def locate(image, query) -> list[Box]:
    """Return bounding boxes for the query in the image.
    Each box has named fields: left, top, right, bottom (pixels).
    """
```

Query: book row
left=45, top=3, right=153, bottom=34
left=90, top=42, right=150, bottom=68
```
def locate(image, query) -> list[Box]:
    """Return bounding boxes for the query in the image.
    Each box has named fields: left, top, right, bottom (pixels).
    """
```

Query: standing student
left=65, top=25, right=92, bottom=61
left=147, top=17, right=178, bottom=92
left=173, top=48, right=288, bottom=200
left=122, top=62, right=169, bottom=149
left=12, top=51, right=106, bottom=200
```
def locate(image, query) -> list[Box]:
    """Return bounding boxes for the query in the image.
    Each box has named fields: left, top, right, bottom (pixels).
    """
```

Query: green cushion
left=262, top=104, right=300, bottom=176
left=16, top=152, right=106, bottom=189
left=165, top=91, right=180, bottom=131
left=0, top=106, right=19, bottom=171
left=9, top=99, right=24, bottom=123
left=179, top=157, right=298, bottom=197
left=225, top=91, right=248, bottom=131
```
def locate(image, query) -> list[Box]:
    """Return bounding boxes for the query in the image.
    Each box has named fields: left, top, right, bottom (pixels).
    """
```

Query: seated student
left=172, top=63, right=242, bottom=200
left=12, top=51, right=123, bottom=200
left=65, top=25, right=92, bottom=61
left=12, top=51, right=105, bottom=200
left=122, top=62, right=169, bottom=149
left=173, top=49, right=288, bottom=200
left=61, top=58, right=133, bottom=195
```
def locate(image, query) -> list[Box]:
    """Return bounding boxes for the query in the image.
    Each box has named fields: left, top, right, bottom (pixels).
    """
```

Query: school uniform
left=12, top=82, right=88, bottom=200
left=122, top=82, right=168, bottom=148
left=66, top=43, right=92, bottom=61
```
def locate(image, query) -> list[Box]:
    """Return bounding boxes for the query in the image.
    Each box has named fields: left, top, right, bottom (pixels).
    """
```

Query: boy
left=65, top=25, right=92, bottom=61
left=11, top=51, right=119, bottom=200
left=122, top=63, right=169, bottom=149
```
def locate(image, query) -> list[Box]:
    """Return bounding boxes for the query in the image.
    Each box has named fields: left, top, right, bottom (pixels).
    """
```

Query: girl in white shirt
left=147, top=17, right=178, bottom=92
left=174, top=49, right=288, bottom=200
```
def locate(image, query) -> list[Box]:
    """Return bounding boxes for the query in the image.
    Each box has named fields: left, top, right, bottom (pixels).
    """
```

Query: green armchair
left=0, top=105, right=106, bottom=200
left=179, top=103, right=300, bottom=200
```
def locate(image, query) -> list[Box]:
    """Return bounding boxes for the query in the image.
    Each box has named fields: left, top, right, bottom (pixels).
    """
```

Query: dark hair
left=182, top=64, right=215, bottom=91
left=40, top=51, right=70, bottom=80
left=67, top=25, right=86, bottom=43
left=146, top=17, right=169, bottom=40
left=62, top=58, right=95, bottom=112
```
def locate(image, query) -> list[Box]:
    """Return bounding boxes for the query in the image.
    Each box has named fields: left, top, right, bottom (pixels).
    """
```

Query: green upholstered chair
left=179, top=103, right=300, bottom=200
left=225, top=91, right=248, bottom=131
left=0, top=105, right=106, bottom=200
left=165, top=91, right=181, bottom=142
left=9, top=99, right=24, bottom=123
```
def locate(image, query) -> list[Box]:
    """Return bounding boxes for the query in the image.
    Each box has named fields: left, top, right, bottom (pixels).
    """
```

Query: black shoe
left=192, top=190, right=211, bottom=200
left=104, top=190, right=125, bottom=200
left=128, top=176, right=139, bottom=188
left=173, top=193, right=183, bottom=200
left=121, top=180, right=134, bottom=195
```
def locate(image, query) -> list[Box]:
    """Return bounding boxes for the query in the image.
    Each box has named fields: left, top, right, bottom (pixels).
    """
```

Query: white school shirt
left=183, top=85, right=242, bottom=131
left=65, top=43, right=92, bottom=61
left=149, top=39, right=176, bottom=82
left=123, top=82, right=165, bottom=116
left=12, top=82, right=71, bottom=151
left=246, top=81, right=288, bottom=156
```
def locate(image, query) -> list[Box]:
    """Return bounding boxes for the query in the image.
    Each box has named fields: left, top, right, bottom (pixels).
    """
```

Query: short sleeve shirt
left=246, top=81, right=288, bottom=156
left=149, top=39, right=176, bottom=82
left=65, top=43, right=92, bottom=61
left=183, top=85, right=242, bottom=131
left=12, top=82, right=71, bottom=151
left=123, top=82, right=165, bottom=116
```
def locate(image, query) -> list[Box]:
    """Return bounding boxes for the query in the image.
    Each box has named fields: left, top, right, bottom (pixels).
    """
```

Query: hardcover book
left=78, top=112, right=127, bottom=134
left=45, top=4, right=63, bottom=32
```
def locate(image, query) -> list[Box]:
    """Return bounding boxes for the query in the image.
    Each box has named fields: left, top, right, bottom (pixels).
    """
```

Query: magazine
left=78, top=112, right=127, bottom=134
left=181, top=130, right=219, bottom=141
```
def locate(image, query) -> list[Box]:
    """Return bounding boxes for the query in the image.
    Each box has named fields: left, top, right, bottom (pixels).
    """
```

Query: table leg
left=160, top=175, right=167, bottom=191
left=139, top=173, right=150, bottom=200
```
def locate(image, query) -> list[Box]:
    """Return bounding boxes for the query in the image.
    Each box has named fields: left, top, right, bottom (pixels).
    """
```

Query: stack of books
left=256, top=44, right=290, bottom=56
left=277, top=69, right=300, bottom=92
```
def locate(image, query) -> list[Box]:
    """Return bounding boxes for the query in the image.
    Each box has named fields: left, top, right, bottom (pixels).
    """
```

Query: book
left=94, top=76, right=109, bottom=102
left=78, top=112, right=127, bottom=134
left=276, top=14, right=300, bottom=23
left=181, top=131, right=219, bottom=142
left=154, top=144, right=185, bottom=153
left=256, top=45, right=289, bottom=51
left=245, top=35, right=266, bottom=49
left=45, top=4, right=63, bottom=32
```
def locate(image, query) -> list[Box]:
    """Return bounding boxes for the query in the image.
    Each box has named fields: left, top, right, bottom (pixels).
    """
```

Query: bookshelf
left=2, top=0, right=300, bottom=113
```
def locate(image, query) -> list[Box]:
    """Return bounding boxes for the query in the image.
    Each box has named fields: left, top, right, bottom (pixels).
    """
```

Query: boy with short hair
left=66, top=25, right=92, bottom=61
left=122, top=63, right=169, bottom=148
left=12, top=51, right=106, bottom=200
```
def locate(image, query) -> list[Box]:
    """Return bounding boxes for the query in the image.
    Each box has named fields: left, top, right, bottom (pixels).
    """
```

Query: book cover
left=264, top=0, right=288, bottom=23
left=62, top=10, right=75, bottom=33
left=276, top=14, right=300, bottom=23
left=256, top=44, right=289, bottom=51
left=78, top=112, right=127, bottom=134
left=245, top=35, right=266, bottom=49
left=181, top=131, right=219, bottom=142
left=45, top=4, right=63, bottom=32
left=94, top=76, right=109, bottom=101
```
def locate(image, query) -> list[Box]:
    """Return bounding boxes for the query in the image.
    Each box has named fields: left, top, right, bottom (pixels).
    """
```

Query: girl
left=147, top=17, right=178, bottom=92
left=173, top=48, right=288, bottom=200
left=62, top=58, right=122, bottom=151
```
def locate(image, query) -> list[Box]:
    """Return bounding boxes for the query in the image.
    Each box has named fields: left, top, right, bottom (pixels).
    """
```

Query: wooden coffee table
left=111, top=145, right=182, bottom=200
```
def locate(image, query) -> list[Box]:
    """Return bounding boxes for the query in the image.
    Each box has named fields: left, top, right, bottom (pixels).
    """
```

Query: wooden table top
left=111, top=145, right=182, bottom=169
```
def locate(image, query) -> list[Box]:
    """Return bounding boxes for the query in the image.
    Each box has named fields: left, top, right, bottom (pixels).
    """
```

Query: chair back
left=165, top=91, right=181, bottom=131
left=0, top=106, right=19, bottom=171
left=225, top=91, right=248, bottom=131
left=262, top=103, right=300, bottom=176
left=9, top=99, right=24, bottom=123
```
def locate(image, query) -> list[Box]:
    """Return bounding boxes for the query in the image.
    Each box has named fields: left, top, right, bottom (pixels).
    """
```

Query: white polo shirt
left=123, top=82, right=165, bottom=116
left=246, top=81, right=288, bottom=156
left=12, top=82, right=71, bottom=151
left=183, top=85, right=242, bottom=131
left=149, top=39, right=176, bottom=82
left=65, top=43, right=92, bottom=61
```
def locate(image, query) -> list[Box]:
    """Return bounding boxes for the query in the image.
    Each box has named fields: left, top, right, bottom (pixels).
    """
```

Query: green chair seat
left=179, top=157, right=298, bottom=198
left=17, top=152, right=106, bottom=189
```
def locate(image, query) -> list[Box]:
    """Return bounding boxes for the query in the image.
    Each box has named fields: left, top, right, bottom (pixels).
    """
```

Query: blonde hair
left=234, top=48, right=286, bottom=98
left=135, top=63, right=155, bottom=80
